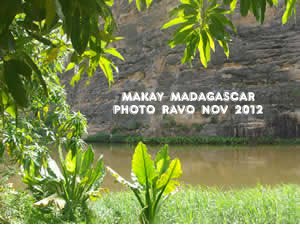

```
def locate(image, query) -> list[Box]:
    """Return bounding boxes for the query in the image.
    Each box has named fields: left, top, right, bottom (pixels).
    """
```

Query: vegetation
left=91, top=185, right=300, bottom=224
left=0, top=0, right=299, bottom=115
left=85, top=132, right=300, bottom=145
left=107, top=142, right=182, bottom=223
left=1, top=0, right=300, bottom=224
left=2, top=184, right=299, bottom=223
left=22, top=145, right=105, bottom=222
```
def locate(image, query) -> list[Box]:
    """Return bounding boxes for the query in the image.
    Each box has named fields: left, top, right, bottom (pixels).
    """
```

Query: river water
left=96, top=144, right=300, bottom=191
left=4, top=144, right=300, bottom=191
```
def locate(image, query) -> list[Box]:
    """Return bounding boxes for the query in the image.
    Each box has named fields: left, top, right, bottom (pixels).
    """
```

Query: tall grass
left=91, top=185, right=300, bottom=224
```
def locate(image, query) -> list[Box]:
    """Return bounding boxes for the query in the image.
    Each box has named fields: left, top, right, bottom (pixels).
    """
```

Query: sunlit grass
left=91, top=184, right=300, bottom=224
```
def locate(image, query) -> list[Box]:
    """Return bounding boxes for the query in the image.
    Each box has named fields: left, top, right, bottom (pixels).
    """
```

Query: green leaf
left=206, top=30, right=215, bottom=52
left=47, top=157, right=63, bottom=180
left=65, top=62, right=75, bottom=72
left=70, top=64, right=86, bottom=86
left=99, top=56, right=114, bottom=85
left=4, top=60, right=28, bottom=107
left=46, top=0, right=56, bottom=28
left=132, top=142, right=156, bottom=186
left=156, top=158, right=182, bottom=194
left=161, top=17, right=188, bottom=30
left=282, top=0, right=297, bottom=24
left=240, top=0, right=250, bottom=16
left=71, top=9, right=90, bottom=55
left=5, top=105, right=16, bottom=118
left=0, top=143, right=4, bottom=158
left=198, top=32, right=208, bottom=68
left=218, top=40, right=230, bottom=58
left=130, top=0, right=151, bottom=11
left=65, top=150, right=76, bottom=173
left=104, top=48, right=125, bottom=61
left=155, top=145, right=170, bottom=175
left=22, top=53, right=48, bottom=96
left=80, top=146, right=94, bottom=175
left=230, top=0, right=238, bottom=11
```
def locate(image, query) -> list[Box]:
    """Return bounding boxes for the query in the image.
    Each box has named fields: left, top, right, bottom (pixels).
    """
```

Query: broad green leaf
left=4, top=60, right=28, bottom=107
left=71, top=9, right=90, bottom=55
left=240, top=0, right=250, bottom=16
left=65, top=150, right=76, bottom=173
left=46, top=0, right=56, bottom=28
left=80, top=146, right=94, bottom=175
left=5, top=105, right=16, bottom=118
left=156, top=158, right=182, bottom=192
left=90, top=156, right=105, bottom=188
left=132, top=142, right=156, bottom=186
left=155, top=145, right=170, bottom=175
left=162, top=180, right=180, bottom=195
left=47, top=157, right=63, bottom=180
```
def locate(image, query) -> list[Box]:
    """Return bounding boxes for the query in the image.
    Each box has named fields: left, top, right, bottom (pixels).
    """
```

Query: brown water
left=96, top=144, right=300, bottom=191
left=4, top=144, right=300, bottom=191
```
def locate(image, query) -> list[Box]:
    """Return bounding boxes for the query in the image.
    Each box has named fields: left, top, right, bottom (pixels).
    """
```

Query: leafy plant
left=22, top=145, right=105, bottom=222
left=0, top=0, right=154, bottom=118
left=107, top=142, right=182, bottom=223
left=162, top=0, right=237, bottom=67
left=162, top=0, right=286, bottom=67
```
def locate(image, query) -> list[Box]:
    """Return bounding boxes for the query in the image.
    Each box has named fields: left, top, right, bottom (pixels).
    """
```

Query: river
left=96, top=144, right=300, bottom=191
left=4, top=144, right=300, bottom=191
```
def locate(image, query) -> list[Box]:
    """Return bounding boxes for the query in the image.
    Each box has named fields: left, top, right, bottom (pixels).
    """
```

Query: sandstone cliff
left=64, top=0, right=300, bottom=138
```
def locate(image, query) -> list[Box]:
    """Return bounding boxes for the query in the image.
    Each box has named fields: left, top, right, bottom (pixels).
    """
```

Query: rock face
left=64, top=0, right=300, bottom=138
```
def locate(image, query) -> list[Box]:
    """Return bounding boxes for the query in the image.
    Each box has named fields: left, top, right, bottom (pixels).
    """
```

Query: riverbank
left=1, top=185, right=299, bottom=223
left=85, top=132, right=300, bottom=145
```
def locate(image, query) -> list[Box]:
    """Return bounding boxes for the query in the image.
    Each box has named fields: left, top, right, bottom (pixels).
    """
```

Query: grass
left=91, top=184, right=300, bottom=224
left=1, top=184, right=300, bottom=223
left=85, top=132, right=300, bottom=145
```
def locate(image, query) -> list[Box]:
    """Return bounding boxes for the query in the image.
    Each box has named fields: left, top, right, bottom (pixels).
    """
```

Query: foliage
left=22, top=145, right=105, bottom=222
left=162, top=0, right=294, bottom=67
left=0, top=0, right=155, bottom=118
left=162, top=0, right=236, bottom=67
left=92, top=185, right=300, bottom=224
left=107, top=142, right=182, bottom=223
left=0, top=183, right=68, bottom=223
left=0, top=0, right=299, bottom=114
left=85, top=132, right=300, bottom=145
